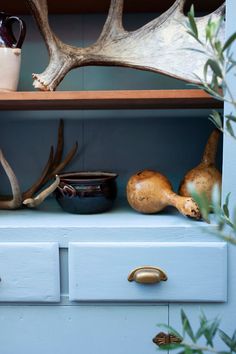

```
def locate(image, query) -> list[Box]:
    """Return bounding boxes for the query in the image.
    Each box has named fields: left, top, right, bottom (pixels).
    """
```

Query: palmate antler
left=26, top=0, right=225, bottom=91
left=0, top=120, right=78, bottom=210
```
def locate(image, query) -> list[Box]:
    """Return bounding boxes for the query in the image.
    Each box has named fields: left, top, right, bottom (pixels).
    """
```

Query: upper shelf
left=1, top=0, right=224, bottom=15
left=0, top=90, right=223, bottom=111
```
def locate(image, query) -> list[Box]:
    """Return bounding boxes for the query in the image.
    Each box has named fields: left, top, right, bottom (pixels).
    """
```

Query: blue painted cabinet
left=0, top=1, right=235, bottom=353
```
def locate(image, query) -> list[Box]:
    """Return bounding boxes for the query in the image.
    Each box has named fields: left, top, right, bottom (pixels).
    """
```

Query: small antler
left=22, top=119, right=78, bottom=201
left=0, top=120, right=78, bottom=210
left=26, top=0, right=225, bottom=91
left=0, top=150, right=22, bottom=209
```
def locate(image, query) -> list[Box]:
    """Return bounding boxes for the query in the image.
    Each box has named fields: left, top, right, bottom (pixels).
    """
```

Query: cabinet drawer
left=69, top=242, right=227, bottom=302
left=0, top=243, right=60, bottom=302
left=0, top=305, right=167, bottom=354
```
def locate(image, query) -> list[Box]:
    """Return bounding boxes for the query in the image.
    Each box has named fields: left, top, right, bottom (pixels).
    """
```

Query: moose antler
left=26, top=0, right=225, bottom=91
left=0, top=120, right=78, bottom=210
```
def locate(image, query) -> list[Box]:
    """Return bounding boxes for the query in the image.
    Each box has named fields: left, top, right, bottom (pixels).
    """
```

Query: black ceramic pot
left=55, top=172, right=118, bottom=214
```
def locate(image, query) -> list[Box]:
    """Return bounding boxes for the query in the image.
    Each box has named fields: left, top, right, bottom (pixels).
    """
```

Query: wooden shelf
left=2, top=0, right=224, bottom=15
left=0, top=90, right=222, bottom=111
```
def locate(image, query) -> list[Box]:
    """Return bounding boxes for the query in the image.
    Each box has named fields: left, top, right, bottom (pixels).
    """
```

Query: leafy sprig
left=185, top=7, right=236, bottom=244
left=158, top=310, right=236, bottom=354
left=155, top=10, right=236, bottom=354
left=186, top=6, right=236, bottom=137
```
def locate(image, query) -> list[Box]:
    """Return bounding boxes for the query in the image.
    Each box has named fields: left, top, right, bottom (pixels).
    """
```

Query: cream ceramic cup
left=0, top=47, right=21, bottom=91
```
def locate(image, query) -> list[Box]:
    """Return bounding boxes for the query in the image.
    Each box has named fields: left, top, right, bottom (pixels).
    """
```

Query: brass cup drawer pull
left=128, top=266, right=168, bottom=284
left=153, top=332, right=182, bottom=347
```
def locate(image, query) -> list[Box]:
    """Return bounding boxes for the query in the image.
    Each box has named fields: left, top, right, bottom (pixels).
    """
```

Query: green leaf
left=181, top=310, right=196, bottom=342
left=215, top=40, right=223, bottom=55
left=219, top=329, right=234, bottom=350
left=226, top=114, right=236, bottom=123
left=205, top=59, right=223, bottom=78
left=210, top=75, right=220, bottom=93
left=196, top=321, right=209, bottom=340
left=232, top=330, right=236, bottom=343
left=226, top=120, right=235, bottom=137
left=206, top=25, right=212, bottom=42
left=225, top=331, right=236, bottom=352
left=184, top=347, right=194, bottom=354
left=189, top=4, right=195, bottom=17
left=205, top=18, right=222, bottom=45
left=225, top=193, right=231, bottom=207
left=188, top=6, right=198, bottom=39
left=188, top=186, right=210, bottom=223
left=207, top=318, right=221, bottom=346
left=211, top=183, right=221, bottom=207
left=223, top=204, right=230, bottom=218
left=233, top=208, right=236, bottom=230
left=198, top=312, right=220, bottom=347
left=209, top=111, right=223, bottom=129
left=222, top=32, right=236, bottom=52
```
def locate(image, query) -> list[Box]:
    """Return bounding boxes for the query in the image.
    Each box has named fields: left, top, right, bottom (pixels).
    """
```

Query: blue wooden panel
left=222, top=0, right=236, bottom=205
left=0, top=243, right=60, bottom=302
left=69, top=242, right=227, bottom=302
left=0, top=304, right=167, bottom=354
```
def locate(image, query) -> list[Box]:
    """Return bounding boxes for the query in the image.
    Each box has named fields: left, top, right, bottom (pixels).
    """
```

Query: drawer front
left=0, top=243, right=60, bottom=302
left=69, top=242, right=227, bottom=302
left=0, top=305, right=167, bottom=354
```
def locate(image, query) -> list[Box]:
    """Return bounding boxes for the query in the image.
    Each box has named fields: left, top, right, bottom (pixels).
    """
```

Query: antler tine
left=47, top=141, right=78, bottom=179
left=26, top=0, right=57, bottom=54
left=23, top=175, right=60, bottom=208
left=138, top=0, right=187, bottom=33
left=98, top=0, right=125, bottom=41
left=196, top=2, right=225, bottom=22
left=0, top=150, right=22, bottom=209
left=52, top=119, right=64, bottom=169
left=215, top=3, right=225, bottom=16
left=176, top=0, right=188, bottom=13
left=26, top=0, right=71, bottom=90
left=22, top=146, right=54, bottom=200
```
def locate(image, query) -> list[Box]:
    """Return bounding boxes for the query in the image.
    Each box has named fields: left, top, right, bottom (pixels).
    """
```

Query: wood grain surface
left=0, top=90, right=223, bottom=110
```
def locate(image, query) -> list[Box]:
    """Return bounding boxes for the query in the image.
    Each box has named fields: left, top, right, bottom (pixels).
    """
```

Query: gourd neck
left=165, top=191, right=201, bottom=219
left=201, top=129, right=220, bottom=166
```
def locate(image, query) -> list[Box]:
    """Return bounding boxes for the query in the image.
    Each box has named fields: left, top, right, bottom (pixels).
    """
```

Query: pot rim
left=58, top=171, right=118, bottom=184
